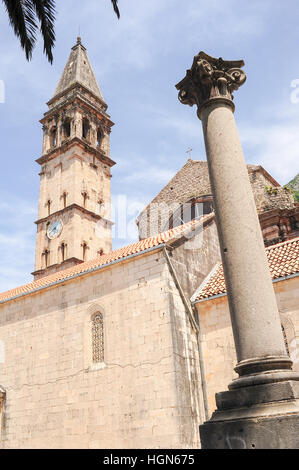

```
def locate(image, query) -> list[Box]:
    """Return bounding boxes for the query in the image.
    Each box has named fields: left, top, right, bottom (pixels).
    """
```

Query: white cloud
left=121, top=166, right=175, bottom=185
left=243, top=125, right=299, bottom=184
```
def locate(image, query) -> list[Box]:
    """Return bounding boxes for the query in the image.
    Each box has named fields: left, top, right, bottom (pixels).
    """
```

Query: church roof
left=137, top=159, right=281, bottom=222
left=51, top=37, right=104, bottom=102
left=193, top=237, right=299, bottom=302
left=0, top=217, right=212, bottom=305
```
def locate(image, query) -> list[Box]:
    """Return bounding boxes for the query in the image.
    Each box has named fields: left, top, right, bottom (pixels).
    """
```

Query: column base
left=229, top=369, right=299, bottom=389
left=200, top=381, right=299, bottom=449
left=234, top=355, right=293, bottom=377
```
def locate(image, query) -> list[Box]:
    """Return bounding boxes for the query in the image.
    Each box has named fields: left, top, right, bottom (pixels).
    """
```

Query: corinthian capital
left=176, top=52, right=246, bottom=115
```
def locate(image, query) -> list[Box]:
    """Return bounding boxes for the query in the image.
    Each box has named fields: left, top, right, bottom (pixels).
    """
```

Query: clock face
left=47, top=220, right=63, bottom=239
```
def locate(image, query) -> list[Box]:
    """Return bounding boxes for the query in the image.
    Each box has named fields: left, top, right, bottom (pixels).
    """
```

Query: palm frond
left=2, top=0, right=38, bottom=61
left=32, top=0, right=56, bottom=63
left=111, top=0, right=120, bottom=19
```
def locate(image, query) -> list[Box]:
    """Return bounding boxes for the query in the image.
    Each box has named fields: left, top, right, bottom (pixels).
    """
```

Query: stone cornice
left=47, top=82, right=108, bottom=111
left=31, top=257, right=83, bottom=278
left=36, top=137, right=116, bottom=167
left=42, top=91, right=113, bottom=127
left=35, top=203, right=114, bottom=225
left=176, top=51, right=246, bottom=118
left=259, top=206, right=299, bottom=222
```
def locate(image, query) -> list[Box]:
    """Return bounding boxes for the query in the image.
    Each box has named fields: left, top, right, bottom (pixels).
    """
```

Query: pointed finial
left=77, top=36, right=81, bottom=45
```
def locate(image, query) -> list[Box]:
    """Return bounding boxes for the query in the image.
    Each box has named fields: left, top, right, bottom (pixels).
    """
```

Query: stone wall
left=34, top=142, right=112, bottom=275
left=169, top=218, right=221, bottom=299
left=249, top=168, right=296, bottom=213
left=0, top=249, right=203, bottom=449
left=195, top=276, right=299, bottom=416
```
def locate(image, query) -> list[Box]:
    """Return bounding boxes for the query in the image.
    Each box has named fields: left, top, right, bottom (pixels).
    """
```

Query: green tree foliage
left=286, top=173, right=299, bottom=202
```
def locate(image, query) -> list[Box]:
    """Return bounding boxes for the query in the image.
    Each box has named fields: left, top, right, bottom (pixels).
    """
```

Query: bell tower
left=33, top=37, right=115, bottom=280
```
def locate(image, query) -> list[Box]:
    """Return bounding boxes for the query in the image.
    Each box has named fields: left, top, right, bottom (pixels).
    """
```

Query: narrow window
left=98, top=199, right=104, bottom=215
left=82, top=118, right=90, bottom=140
left=50, top=126, right=57, bottom=148
left=62, top=192, right=67, bottom=208
left=47, top=200, right=51, bottom=216
left=81, top=242, right=88, bottom=260
left=63, top=119, right=71, bottom=138
left=92, top=313, right=104, bottom=363
left=82, top=191, right=88, bottom=208
left=96, top=129, right=102, bottom=148
left=61, top=242, right=67, bottom=262
left=42, top=249, right=50, bottom=268
left=97, top=249, right=104, bottom=256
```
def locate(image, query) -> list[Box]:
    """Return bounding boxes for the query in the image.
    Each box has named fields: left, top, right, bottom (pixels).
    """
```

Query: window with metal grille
left=92, top=313, right=104, bottom=363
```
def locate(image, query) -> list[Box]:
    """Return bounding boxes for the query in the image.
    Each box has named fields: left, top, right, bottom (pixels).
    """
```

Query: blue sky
left=0, top=0, right=299, bottom=291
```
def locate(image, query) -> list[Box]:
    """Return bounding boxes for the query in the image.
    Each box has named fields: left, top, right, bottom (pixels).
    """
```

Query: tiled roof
left=138, top=160, right=281, bottom=222
left=0, top=216, right=211, bottom=304
left=195, top=237, right=299, bottom=302
left=136, top=160, right=295, bottom=239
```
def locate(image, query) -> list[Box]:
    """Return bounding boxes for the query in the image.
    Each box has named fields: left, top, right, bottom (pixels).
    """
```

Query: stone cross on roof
left=51, top=37, right=104, bottom=102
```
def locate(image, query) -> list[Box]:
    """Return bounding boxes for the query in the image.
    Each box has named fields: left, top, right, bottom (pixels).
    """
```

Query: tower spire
left=50, top=38, right=104, bottom=103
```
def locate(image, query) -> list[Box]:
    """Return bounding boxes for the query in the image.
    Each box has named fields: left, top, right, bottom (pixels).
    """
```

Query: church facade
left=0, top=40, right=298, bottom=449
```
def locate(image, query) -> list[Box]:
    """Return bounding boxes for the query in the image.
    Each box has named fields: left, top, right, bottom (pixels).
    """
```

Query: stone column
left=176, top=52, right=299, bottom=449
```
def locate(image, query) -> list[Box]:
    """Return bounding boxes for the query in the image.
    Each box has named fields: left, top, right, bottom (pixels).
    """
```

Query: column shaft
left=201, top=100, right=288, bottom=373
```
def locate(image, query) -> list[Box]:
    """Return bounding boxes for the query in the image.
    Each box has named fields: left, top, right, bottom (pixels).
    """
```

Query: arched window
left=97, top=199, right=104, bottom=215
left=50, top=126, right=57, bottom=148
left=63, top=119, right=71, bottom=138
left=60, top=242, right=67, bottom=262
left=42, top=249, right=50, bottom=268
left=47, top=199, right=51, bottom=216
left=81, top=241, right=88, bottom=260
left=165, top=195, right=213, bottom=231
left=92, top=313, right=104, bottom=363
left=82, top=191, right=88, bottom=208
left=82, top=118, right=90, bottom=140
left=96, top=129, right=102, bottom=148
left=62, top=192, right=67, bottom=208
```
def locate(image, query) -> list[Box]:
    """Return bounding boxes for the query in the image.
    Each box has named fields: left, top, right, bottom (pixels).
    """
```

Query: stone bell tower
left=33, top=37, right=115, bottom=280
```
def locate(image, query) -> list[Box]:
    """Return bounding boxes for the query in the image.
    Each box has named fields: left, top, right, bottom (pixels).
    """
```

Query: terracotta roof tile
left=195, top=237, right=299, bottom=301
left=0, top=216, right=211, bottom=304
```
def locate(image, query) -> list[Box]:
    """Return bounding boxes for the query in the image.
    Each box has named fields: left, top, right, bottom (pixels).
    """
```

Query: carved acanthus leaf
left=176, top=52, right=246, bottom=111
